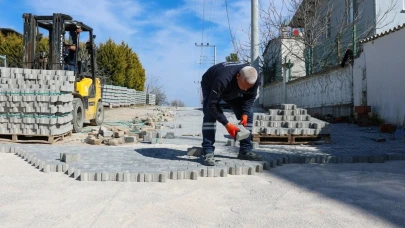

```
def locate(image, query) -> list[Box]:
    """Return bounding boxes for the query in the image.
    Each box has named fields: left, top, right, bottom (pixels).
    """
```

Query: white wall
left=261, top=66, right=354, bottom=116
left=362, top=26, right=405, bottom=125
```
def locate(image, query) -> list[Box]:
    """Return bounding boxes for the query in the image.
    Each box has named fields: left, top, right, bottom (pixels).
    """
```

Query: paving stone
left=353, top=155, right=369, bottom=163
left=368, top=155, right=386, bottom=163
left=386, top=153, right=403, bottom=161
left=190, top=171, right=198, bottom=180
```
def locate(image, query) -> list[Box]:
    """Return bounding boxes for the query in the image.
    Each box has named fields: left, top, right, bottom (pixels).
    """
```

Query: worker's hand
left=225, top=123, right=240, bottom=139
left=239, top=115, right=248, bottom=127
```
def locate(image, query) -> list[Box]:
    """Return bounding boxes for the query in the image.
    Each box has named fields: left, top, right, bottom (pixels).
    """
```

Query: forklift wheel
left=90, top=101, right=104, bottom=126
left=72, top=98, right=84, bottom=133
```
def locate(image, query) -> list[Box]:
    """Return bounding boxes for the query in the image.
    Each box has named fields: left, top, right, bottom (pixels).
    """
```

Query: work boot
left=237, top=151, right=263, bottom=161
left=204, top=153, right=216, bottom=166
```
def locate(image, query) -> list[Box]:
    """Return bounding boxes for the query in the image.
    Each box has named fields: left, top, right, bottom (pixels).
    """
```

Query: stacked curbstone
left=253, top=103, right=330, bottom=136
left=0, top=67, right=74, bottom=136
left=146, top=94, right=156, bottom=105
left=102, top=85, right=152, bottom=107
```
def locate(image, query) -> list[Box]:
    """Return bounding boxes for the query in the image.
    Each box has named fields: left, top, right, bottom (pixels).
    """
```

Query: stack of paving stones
left=1, top=144, right=404, bottom=183
left=101, top=85, right=138, bottom=107
left=253, top=104, right=330, bottom=136
left=0, top=67, right=74, bottom=136
left=101, top=85, right=119, bottom=107
left=146, top=94, right=156, bottom=105
left=135, top=91, right=147, bottom=105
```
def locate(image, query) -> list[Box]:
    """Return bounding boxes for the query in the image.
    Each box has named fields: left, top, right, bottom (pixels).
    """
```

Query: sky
left=0, top=0, right=261, bottom=107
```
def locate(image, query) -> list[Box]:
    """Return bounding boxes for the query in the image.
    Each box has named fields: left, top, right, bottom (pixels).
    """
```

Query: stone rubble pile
left=0, top=67, right=74, bottom=136
left=87, top=126, right=137, bottom=146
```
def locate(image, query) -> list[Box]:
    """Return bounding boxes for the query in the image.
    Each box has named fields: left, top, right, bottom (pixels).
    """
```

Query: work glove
left=239, top=115, right=248, bottom=127
left=225, top=123, right=240, bottom=139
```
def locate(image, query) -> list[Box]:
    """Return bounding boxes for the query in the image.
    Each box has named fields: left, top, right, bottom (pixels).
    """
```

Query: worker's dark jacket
left=201, top=62, right=260, bottom=126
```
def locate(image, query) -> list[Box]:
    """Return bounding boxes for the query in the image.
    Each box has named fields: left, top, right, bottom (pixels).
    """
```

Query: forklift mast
left=22, top=13, right=96, bottom=79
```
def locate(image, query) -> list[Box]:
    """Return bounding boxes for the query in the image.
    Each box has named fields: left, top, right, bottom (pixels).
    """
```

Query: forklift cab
left=22, top=13, right=104, bottom=132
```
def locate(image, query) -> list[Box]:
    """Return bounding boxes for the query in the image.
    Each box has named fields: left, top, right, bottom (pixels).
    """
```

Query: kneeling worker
left=200, top=61, right=262, bottom=166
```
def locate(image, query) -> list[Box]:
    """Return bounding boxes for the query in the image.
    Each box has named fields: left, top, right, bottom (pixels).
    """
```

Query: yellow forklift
left=22, top=13, right=104, bottom=133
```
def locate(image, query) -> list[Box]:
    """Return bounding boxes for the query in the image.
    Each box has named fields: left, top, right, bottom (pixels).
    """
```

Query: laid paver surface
left=0, top=106, right=405, bottom=227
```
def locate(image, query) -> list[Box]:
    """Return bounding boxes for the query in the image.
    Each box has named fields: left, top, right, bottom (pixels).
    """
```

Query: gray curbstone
left=190, top=171, right=198, bottom=180
left=386, top=153, right=403, bottom=161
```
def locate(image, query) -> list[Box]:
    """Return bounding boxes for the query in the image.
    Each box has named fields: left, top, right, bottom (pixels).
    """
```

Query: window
left=325, top=16, right=331, bottom=39
left=346, top=0, right=354, bottom=24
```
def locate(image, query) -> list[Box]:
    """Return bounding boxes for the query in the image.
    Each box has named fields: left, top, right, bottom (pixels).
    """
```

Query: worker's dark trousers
left=201, top=82, right=253, bottom=155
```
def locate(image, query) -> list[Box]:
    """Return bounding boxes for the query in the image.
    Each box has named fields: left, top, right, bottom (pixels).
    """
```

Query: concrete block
left=122, top=136, right=135, bottom=143
left=386, top=153, right=403, bottom=161
left=165, top=132, right=176, bottom=139
left=252, top=142, right=259, bottom=149
left=123, top=172, right=131, bottom=182
left=144, top=173, right=153, bottom=182
left=61, top=153, right=80, bottom=163
left=353, top=155, right=368, bottom=163
left=207, top=168, right=215, bottom=177
left=220, top=168, right=228, bottom=177
left=226, top=139, right=235, bottom=146
left=170, top=171, right=178, bottom=180
left=368, top=155, right=386, bottom=163
left=177, top=170, right=185, bottom=179
left=81, top=172, right=88, bottom=181
left=325, top=156, right=338, bottom=163
left=114, top=131, right=125, bottom=138
left=138, top=173, right=145, bottom=182
left=337, top=155, right=353, bottom=163
left=248, top=167, right=256, bottom=175
left=190, top=171, right=198, bottom=180
left=159, top=173, right=167, bottom=182
left=103, top=130, right=114, bottom=138
left=187, top=147, right=203, bottom=156
left=129, top=172, right=138, bottom=182
left=236, top=125, right=250, bottom=141
left=199, top=167, right=207, bottom=177
left=109, top=172, right=117, bottom=181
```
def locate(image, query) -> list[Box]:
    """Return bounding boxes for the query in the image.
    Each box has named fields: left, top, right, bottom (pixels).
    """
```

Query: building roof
left=0, top=28, right=22, bottom=37
left=360, top=23, right=405, bottom=44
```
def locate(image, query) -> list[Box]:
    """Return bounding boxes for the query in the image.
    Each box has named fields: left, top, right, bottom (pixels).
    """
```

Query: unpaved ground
left=0, top=152, right=404, bottom=228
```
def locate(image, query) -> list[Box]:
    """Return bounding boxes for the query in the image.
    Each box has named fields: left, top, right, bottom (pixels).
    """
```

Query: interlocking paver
left=0, top=107, right=404, bottom=183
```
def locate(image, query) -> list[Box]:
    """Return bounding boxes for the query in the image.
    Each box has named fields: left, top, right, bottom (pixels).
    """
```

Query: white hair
left=239, top=66, right=258, bottom=85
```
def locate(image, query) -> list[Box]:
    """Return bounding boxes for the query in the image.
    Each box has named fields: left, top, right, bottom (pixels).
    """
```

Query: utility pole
left=251, top=0, right=260, bottom=106
left=251, top=0, right=259, bottom=70
left=195, top=43, right=216, bottom=65
left=0, top=55, right=6, bottom=67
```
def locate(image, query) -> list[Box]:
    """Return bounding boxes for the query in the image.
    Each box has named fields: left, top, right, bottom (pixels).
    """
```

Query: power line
left=224, top=0, right=237, bottom=53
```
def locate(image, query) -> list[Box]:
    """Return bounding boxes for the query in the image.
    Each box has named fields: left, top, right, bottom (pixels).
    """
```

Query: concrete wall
left=261, top=66, right=354, bottom=117
left=361, top=26, right=405, bottom=125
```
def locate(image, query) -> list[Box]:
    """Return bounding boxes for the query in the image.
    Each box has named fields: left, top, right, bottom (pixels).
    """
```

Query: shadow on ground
left=264, top=161, right=405, bottom=226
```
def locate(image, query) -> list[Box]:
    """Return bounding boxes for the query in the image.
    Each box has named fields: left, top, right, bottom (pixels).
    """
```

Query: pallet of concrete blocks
left=135, top=91, right=146, bottom=105
left=0, top=67, right=74, bottom=143
left=128, top=89, right=136, bottom=105
left=252, top=104, right=331, bottom=145
left=146, top=94, right=156, bottom=105
left=101, top=85, right=115, bottom=107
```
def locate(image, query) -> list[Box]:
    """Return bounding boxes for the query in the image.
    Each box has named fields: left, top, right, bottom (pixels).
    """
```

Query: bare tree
left=235, top=0, right=398, bottom=79
left=170, top=99, right=185, bottom=108
left=146, top=74, right=168, bottom=106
